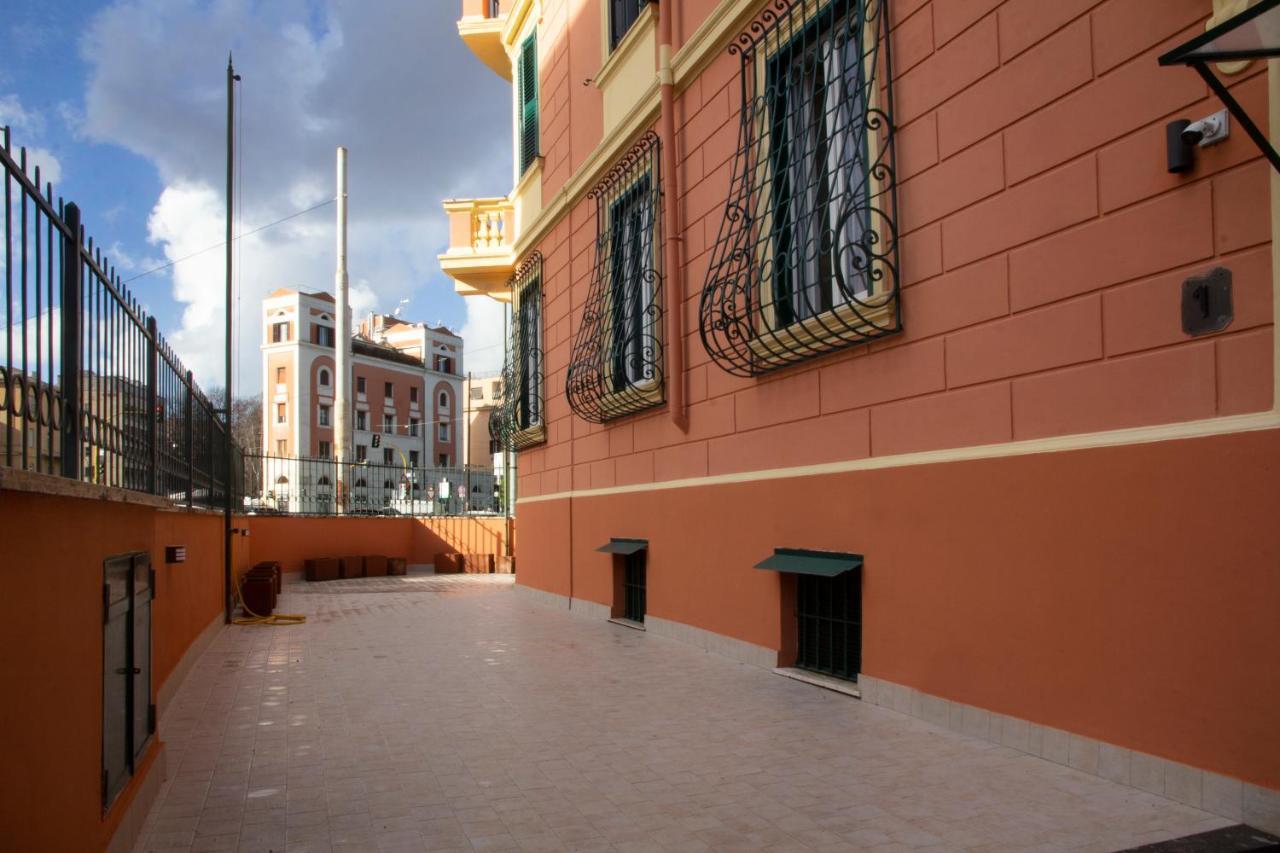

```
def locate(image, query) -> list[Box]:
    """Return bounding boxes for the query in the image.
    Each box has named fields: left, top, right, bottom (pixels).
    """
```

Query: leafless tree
left=205, top=389, right=263, bottom=454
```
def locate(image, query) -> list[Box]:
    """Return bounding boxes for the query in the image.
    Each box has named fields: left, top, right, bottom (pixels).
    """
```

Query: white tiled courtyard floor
left=134, top=573, right=1230, bottom=853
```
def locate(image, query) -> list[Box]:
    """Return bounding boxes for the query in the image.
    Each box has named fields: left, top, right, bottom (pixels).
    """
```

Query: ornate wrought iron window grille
left=699, top=0, right=899, bottom=377
left=566, top=131, right=664, bottom=423
left=490, top=252, right=546, bottom=451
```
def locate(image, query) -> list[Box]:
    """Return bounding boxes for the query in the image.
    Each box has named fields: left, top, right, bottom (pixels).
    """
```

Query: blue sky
left=1, top=0, right=513, bottom=393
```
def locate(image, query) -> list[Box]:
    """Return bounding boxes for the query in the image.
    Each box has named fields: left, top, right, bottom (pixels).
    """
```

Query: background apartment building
left=463, top=372, right=504, bottom=468
left=439, top=0, right=1280, bottom=830
left=259, top=289, right=465, bottom=511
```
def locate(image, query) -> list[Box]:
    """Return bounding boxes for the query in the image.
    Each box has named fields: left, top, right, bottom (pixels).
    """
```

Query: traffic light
left=371, top=434, right=381, bottom=448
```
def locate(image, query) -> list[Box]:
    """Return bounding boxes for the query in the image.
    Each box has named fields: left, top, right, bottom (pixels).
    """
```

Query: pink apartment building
left=438, top=0, right=1280, bottom=831
left=259, top=288, right=464, bottom=473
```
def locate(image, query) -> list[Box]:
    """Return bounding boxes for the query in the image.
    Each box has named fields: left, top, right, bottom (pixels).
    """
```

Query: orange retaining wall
left=240, top=514, right=513, bottom=575
left=515, top=427, right=1280, bottom=792
left=0, top=491, right=515, bottom=851
left=0, top=488, right=226, bottom=853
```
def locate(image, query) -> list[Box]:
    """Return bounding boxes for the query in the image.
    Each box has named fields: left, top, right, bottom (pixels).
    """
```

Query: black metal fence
left=1, top=127, right=236, bottom=507
left=241, top=453, right=504, bottom=517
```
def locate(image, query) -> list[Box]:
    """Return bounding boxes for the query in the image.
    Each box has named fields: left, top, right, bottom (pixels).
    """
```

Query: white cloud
left=460, top=295, right=507, bottom=377
left=349, top=280, right=377, bottom=329
left=105, top=240, right=164, bottom=273
left=22, top=146, right=60, bottom=185
left=0, top=93, right=43, bottom=136
left=0, top=95, right=63, bottom=286
left=0, top=95, right=62, bottom=184
left=76, top=0, right=514, bottom=395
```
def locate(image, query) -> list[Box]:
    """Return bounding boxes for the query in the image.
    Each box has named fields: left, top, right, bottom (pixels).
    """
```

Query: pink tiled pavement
left=133, top=573, right=1229, bottom=852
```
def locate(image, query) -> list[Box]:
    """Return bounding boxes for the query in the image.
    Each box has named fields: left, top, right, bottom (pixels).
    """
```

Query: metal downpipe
left=658, top=1, right=688, bottom=432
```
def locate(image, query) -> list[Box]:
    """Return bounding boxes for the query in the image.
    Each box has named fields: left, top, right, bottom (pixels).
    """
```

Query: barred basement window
left=566, top=132, right=663, bottom=423
left=796, top=569, right=861, bottom=680
left=491, top=252, right=546, bottom=450
left=699, top=0, right=899, bottom=376
left=622, top=550, right=646, bottom=623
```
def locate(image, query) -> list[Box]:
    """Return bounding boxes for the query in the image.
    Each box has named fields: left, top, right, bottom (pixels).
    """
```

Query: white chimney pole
left=334, top=147, right=351, bottom=509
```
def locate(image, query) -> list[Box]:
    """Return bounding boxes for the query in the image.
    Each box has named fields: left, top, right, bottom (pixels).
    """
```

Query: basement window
left=756, top=548, right=863, bottom=682
left=597, top=538, right=648, bottom=625
left=795, top=570, right=861, bottom=680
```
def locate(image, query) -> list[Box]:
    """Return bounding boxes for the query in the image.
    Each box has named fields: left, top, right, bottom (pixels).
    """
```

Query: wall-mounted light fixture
left=165, top=546, right=187, bottom=564
left=1166, top=109, right=1231, bottom=173
left=1159, top=0, right=1280, bottom=173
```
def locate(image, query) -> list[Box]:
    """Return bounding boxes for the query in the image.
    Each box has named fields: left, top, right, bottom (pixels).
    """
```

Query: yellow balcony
left=458, top=0, right=511, bottom=80
left=439, top=198, right=516, bottom=301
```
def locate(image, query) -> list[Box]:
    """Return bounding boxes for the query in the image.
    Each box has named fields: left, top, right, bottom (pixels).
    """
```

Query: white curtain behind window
left=776, top=6, right=867, bottom=322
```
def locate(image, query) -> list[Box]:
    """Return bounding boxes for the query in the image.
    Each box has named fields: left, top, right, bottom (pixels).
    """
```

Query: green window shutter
left=518, top=34, right=538, bottom=175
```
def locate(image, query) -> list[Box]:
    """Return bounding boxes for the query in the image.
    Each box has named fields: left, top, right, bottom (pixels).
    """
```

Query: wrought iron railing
left=241, top=453, right=503, bottom=517
left=1, top=127, right=236, bottom=507
left=699, top=0, right=900, bottom=376
left=491, top=252, right=545, bottom=451
left=566, top=131, right=665, bottom=423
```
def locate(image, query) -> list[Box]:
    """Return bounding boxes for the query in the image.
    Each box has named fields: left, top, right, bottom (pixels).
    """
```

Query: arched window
left=319, top=368, right=331, bottom=386
left=275, top=475, right=289, bottom=485
left=383, top=479, right=394, bottom=489
left=354, top=478, right=367, bottom=488
left=318, top=476, right=331, bottom=487
left=439, top=390, right=448, bottom=408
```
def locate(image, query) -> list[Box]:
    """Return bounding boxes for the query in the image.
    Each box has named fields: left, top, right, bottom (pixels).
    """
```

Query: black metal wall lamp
left=1159, top=0, right=1280, bottom=173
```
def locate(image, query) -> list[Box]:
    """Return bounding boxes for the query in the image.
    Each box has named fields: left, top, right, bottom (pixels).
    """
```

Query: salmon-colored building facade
left=260, top=288, right=463, bottom=468
left=441, top=0, right=1280, bottom=830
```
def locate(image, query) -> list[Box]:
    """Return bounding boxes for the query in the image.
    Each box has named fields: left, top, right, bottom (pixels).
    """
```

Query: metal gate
left=796, top=569, right=861, bottom=680
left=623, top=550, right=646, bottom=623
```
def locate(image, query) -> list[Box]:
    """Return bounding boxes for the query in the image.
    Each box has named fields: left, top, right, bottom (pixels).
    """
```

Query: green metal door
left=102, top=555, right=131, bottom=808
left=102, top=551, right=155, bottom=810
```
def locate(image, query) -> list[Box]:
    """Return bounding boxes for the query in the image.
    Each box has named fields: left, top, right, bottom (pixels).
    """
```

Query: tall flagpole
left=334, top=147, right=351, bottom=511
left=224, top=54, right=240, bottom=623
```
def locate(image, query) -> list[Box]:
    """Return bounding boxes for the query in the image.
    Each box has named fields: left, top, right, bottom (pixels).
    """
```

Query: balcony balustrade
left=440, top=198, right=517, bottom=300
left=473, top=202, right=510, bottom=249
